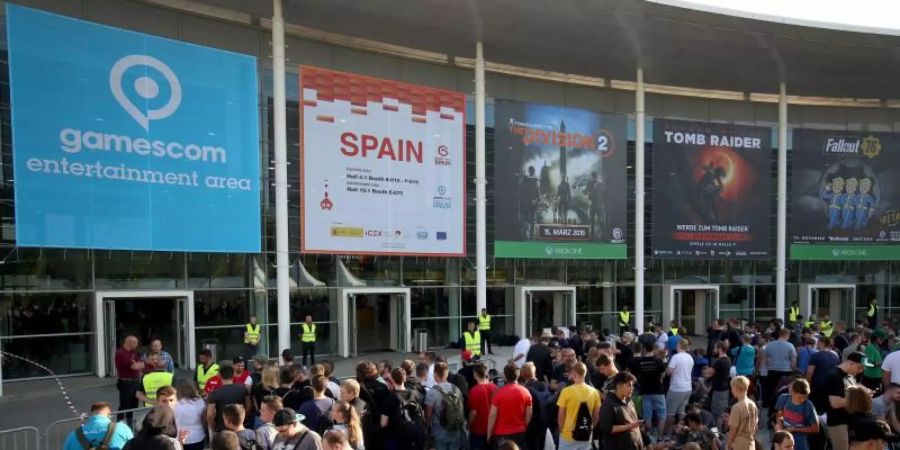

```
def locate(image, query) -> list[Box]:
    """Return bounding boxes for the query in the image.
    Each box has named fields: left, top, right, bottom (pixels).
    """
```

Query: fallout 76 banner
left=493, top=100, right=627, bottom=259
left=652, top=119, right=772, bottom=259
left=790, top=129, right=900, bottom=260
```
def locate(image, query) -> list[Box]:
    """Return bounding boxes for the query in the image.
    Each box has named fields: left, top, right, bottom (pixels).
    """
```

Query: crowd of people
left=66, top=307, right=900, bottom=450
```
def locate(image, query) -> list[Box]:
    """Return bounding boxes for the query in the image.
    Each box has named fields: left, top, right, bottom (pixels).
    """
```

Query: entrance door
left=810, top=285, right=856, bottom=325
left=664, top=285, right=720, bottom=336
left=516, top=287, right=577, bottom=339
left=95, top=291, right=195, bottom=378
left=339, top=288, right=411, bottom=357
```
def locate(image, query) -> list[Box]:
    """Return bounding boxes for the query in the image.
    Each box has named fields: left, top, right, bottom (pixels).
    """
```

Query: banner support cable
left=272, top=0, right=291, bottom=360
left=635, top=67, right=646, bottom=334
left=776, top=83, right=788, bottom=321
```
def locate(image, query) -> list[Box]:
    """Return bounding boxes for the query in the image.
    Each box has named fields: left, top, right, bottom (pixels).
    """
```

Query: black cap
left=232, top=356, right=245, bottom=364
left=847, top=351, right=875, bottom=367
left=273, top=408, right=299, bottom=427
left=852, top=419, right=900, bottom=442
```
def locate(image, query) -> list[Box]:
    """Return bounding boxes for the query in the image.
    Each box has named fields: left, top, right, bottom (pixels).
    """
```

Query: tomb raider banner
left=493, top=100, right=627, bottom=259
left=652, top=119, right=772, bottom=259
left=790, top=129, right=900, bottom=260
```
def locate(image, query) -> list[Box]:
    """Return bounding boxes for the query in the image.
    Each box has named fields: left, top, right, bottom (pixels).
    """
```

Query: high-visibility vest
left=302, top=323, right=317, bottom=343
left=478, top=315, right=491, bottom=331
left=619, top=311, right=631, bottom=326
left=245, top=324, right=261, bottom=345
left=670, top=327, right=679, bottom=336
left=196, top=363, right=219, bottom=391
left=789, top=306, right=799, bottom=322
left=821, top=321, right=834, bottom=337
left=143, top=371, right=174, bottom=406
left=464, top=331, right=481, bottom=356
left=868, top=304, right=877, bottom=318
left=804, top=320, right=815, bottom=329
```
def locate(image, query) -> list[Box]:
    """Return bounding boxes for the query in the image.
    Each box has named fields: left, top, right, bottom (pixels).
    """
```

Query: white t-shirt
left=656, top=332, right=669, bottom=350
left=425, top=363, right=435, bottom=388
left=667, top=351, right=694, bottom=392
left=513, top=338, right=532, bottom=368
left=881, top=350, right=900, bottom=384
left=174, top=398, right=207, bottom=444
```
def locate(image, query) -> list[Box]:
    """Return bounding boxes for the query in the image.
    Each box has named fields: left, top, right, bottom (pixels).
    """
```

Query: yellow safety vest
left=619, top=311, right=631, bottom=325
left=478, top=315, right=491, bottom=331
left=302, top=323, right=317, bottom=343
left=670, top=327, right=679, bottom=336
left=789, top=306, right=799, bottom=322
left=868, top=304, right=877, bottom=318
left=143, top=371, right=174, bottom=406
left=464, top=331, right=481, bottom=356
left=245, top=324, right=261, bottom=345
left=196, top=363, right=219, bottom=391
left=821, top=321, right=834, bottom=338
left=804, top=320, right=814, bottom=329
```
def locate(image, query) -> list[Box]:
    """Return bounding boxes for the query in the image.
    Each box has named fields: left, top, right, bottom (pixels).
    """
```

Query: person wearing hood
left=123, top=405, right=185, bottom=450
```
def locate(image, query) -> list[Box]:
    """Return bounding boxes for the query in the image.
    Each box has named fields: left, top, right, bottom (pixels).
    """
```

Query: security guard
left=669, top=320, right=680, bottom=336
left=478, top=308, right=493, bottom=355
left=244, top=315, right=261, bottom=362
left=196, top=349, right=219, bottom=394
left=788, top=302, right=800, bottom=326
left=821, top=316, right=834, bottom=338
left=463, top=320, right=482, bottom=357
left=138, top=354, right=173, bottom=407
left=868, top=298, right=879, bottom=329
left=301, top=314, right=316, bottom=367
left=619, top=308, right=631, bottom=335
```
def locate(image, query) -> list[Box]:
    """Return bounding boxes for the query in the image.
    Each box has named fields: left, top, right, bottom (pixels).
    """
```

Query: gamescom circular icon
left=612, top=227, right=623, bottom=240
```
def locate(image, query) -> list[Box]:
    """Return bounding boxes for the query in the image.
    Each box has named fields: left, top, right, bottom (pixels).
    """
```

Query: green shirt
left=864, top=343, right=883, bottom=379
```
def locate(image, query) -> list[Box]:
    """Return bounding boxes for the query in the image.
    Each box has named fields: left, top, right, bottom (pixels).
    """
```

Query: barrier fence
left=0, top=426, right=40, bottom=450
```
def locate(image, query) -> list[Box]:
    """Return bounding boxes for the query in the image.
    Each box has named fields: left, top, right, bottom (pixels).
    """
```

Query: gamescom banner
left=300, top=66, right=466, bottom=256
left=790, top=129, right=900, bottom=260
left=6, top=5, right=261, bottom=252
left=652, top=119, right=771, bottom=259
left=493, top=100, right=627, bottom=259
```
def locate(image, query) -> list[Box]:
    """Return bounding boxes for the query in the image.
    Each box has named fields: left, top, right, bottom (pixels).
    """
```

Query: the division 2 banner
left=652, top=119, right=771, bottom=259
left=790, top=129, right=900, bottom=260
left=300, top=66, right=466, bottom=256
left=494, top=100, right=627, bottom=259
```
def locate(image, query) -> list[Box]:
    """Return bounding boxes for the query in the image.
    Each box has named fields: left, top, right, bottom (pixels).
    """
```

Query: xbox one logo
left=832, top=248, right=840, bottom=257
left=545, top=246, right=554, bottom=256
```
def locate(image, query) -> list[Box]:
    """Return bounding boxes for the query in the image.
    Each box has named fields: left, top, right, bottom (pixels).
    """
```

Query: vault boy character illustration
left=821, top=176, right=845, bottom=230
left=842, top=177, right=859, bottom=230
left=856, top=177, right=875, bottom=229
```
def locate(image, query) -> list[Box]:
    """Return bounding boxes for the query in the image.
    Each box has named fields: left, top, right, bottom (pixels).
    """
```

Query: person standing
left=196, top=349, right=220, bottom=395
left=115, top=335, right=145, bottom=424
left=863, top=331, right=886, bottom=392
left=463, top=320, right=482, bottom=357
left=468, top=363, right=499, bottom=450
left=425, top=362, right=466, bottom=450
left=511, top=335, right=531, bottom=369
left=867, top=298, right=879, bottom=330
left=479, top=309, right=494, bottom=355
left=824, top=352, right=872, bottom=450
left=301, top=315, right=317, bottom=367
left=557, top=362, right=601, bottom=450
left=487, top=364, right=532, bottom=449
left=598, top=372, right=643, bottom=450
left=629, top=342, right=666, bottom=436
left=765, top=328, right=798, bottom=409
left=726, top=376, right=759, bottom=450
left=709, top=341, right=733, bottom=417
left=619, top=308, right=631, bottom=336
left=206, top=365, right=250, bottom=433
left=174, top=381, right=207, bottom=450
left=62, top=402, right=134, bottom=450
left=272, top=408, right=323, bottom=450
left=663, top=339, right=693, bottom=436
left=789, top=302, right=801, bottom=328
left=137, top=354, right=175, bottom=407
left=244, top=315, right=262, bottom=364
left=147, top=339, right=175, bottom=373
left=526, top=332, right=553, bottom=384
left=774, top=379, right=819, bottom=450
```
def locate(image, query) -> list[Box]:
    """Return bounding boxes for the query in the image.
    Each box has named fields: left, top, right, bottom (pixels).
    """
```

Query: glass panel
left=95, top=251, right=185, bottom=289
left=460, top=286, right=508, bottom=316
left=0, top=249, right=92, bottom=290
left=186, top=253, right=249, bottom=288
left=411, top=318, right=453, bottom=350
left=0, top=292, right=93, bottom=336
left=403, top=258, right=455, bottom=287
left=195, top=290, right=256, bottom=327
left=1, top=334, right=93, bottom=378
left=719, top=285, right=751, bottom=322
left=411, top=288, right=453, bottom=318
left=663, top=260, right=710, bottom=283
left=338, top=256, right=401, bottom=287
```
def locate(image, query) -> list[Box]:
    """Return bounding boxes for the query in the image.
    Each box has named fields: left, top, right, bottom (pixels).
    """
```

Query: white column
left=272, top=0, right=291, bottom=359
left=475, top=42, right=487, bottom=313
left=776, top=83, right=788, bottom=321
left=634, top=68, right=646, bottom=334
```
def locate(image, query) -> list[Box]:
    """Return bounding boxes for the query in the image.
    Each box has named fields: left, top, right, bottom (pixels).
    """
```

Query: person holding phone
left=598, top=371, right=644, bottom=450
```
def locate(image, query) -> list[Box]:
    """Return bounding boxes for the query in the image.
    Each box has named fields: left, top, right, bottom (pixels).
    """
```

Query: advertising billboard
left=6, top=5, right=261, bottom=252
left=790, top=129, right=900, bottom=260
left=493, top=100, right=627, bottom=259
left=299, top=66, right=466, bottom=256
left=651, top=119, right=772, bottom=259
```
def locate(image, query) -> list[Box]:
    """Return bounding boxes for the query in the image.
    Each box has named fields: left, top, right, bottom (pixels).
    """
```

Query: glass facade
left=1, top=3, right=900, bottom=381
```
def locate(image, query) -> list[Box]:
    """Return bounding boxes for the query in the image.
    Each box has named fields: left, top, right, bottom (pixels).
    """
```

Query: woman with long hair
left=330, top=400, right=365, bottom=450
left=251, top=366, right=280, bottom=410
left=174, top=380, right=206, bottom=450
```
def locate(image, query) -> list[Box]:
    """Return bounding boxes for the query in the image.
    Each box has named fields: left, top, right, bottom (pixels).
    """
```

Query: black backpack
left=571, top=401, right=593, bottom=441
left=75, top=423, right=116, bottom=450
left=395, top=390, right=427, bottom=449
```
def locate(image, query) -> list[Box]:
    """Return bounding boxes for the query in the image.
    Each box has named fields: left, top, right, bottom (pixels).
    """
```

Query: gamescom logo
left=110, top=55, right=182, bottom=130
left=434, top=145, right=451, bottom=166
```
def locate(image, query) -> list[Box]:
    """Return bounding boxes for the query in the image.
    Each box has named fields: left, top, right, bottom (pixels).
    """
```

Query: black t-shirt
left=711, top=356, right=732, bottom=392
left=251, top=383, right=276, bottom=410
left=823, top=366, right=857, bottom=426
left=207, top=383, right=248, bottom=431
left=382, top=389, right=422, bottom=436
left=274, top=386, right=305, bottom=411
left=628, top=356, right=666, bottom=395
left=615, top=342, right=634, bottom=371
left=526, top=344, right=553, bottom=381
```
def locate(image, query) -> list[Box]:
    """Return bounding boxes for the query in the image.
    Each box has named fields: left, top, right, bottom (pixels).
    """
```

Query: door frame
left=662, top=284, right=720, bottom=333
left=800, top=283, right=856, bottom=325
left=94, top=290, right=196, bottom=378
left=338, top=287, right=411, bottom=357
left=514, top=286, right=577, bottom=340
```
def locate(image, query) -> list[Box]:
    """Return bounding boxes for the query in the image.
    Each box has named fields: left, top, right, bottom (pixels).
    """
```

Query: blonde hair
left=731, top=375, right=750, bottom=392
left=333, top=400, right=363, bottom=448
left=261, top=367, right=280, bottom=391
left=845, top=386, right=873, bottom=415
left=341, top=378, right=361, bottom=397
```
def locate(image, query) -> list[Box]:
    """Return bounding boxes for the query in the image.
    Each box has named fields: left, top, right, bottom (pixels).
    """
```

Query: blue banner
left=6, top=5, right=261, bottom=252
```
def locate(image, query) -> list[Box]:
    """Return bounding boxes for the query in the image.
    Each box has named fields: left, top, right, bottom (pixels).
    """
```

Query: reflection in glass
left=2, top=334, right=93, bottom=379
left=0, top=292, right=92, bottom=336
left=95, top=251, right=185, bottom=289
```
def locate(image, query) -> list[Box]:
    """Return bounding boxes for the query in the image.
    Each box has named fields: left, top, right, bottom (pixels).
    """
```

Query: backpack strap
left=99, top=422, right=116, bottom=449
left=75, top=427, right=93, bottom=450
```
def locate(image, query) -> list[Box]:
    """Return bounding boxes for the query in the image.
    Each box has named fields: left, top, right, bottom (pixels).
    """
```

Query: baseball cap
left=273, top=408, right=305, bottom=427
left=232, top=356, right=245, bottom=364
left=847, top=351, right=875, bottom=367
left=548, top=341, right=561, bottom=350
left=852, top=419, right=900, bottom=442
left=873, top=329, right=888, bottom=340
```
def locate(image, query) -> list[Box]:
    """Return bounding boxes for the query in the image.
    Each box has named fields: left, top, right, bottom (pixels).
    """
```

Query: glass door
left=674, top=289, right=684, bottom=330
left=393, top=293, right=407, bottom=352
left=104, top=299, right=117, bottom=377
left=348, top=294, right=358, bottom=357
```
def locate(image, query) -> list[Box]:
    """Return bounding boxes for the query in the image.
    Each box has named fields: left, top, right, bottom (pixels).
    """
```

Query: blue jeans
left=642, top=394, right=666, bottom=426
left=431, top=429, right=463, bottom=450
left=558, top=438, right=593, bottom=450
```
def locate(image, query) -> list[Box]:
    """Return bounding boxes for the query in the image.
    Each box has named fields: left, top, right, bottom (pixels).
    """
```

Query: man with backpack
left=298, top=375, right=335, bottom=436
left=425, top=362, right=466, bottom=450
left=223, top=404, right=261, bottom=450
left=63, top=402, right=134, bottom=450
left=556, top=362, right=601, bottom=450
left=382, top=367, right=426, bottom=450
left=521, top=362, right=553, bottom=450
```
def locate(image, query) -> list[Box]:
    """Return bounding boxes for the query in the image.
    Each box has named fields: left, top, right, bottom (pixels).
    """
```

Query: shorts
left=642, top=394, right=666, bottom=423
left=666, top=390, right=692, bottom=417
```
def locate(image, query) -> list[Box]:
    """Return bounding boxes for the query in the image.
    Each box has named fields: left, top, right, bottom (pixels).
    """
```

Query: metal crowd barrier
left=43, top=406, right=151, bottom=450
left=0, top=426, right=40, bottom=450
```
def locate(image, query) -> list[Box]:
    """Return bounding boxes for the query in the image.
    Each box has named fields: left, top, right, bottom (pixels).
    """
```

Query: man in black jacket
left=526, top=331, right=554, bottom=383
